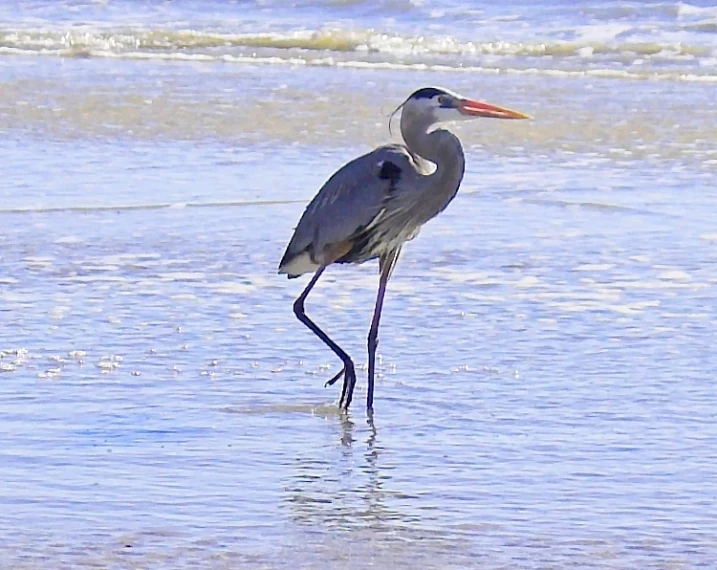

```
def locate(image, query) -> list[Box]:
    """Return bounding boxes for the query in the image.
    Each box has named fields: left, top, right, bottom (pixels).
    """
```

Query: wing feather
left=279, top=144, right=419, bottom=276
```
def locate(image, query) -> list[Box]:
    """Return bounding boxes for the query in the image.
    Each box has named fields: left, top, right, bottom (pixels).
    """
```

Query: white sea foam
left=0, top=25, right=715, bottom=82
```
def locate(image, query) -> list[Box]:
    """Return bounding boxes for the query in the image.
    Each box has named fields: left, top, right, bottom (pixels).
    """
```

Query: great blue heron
left=278, top=86, right=530, bottom=412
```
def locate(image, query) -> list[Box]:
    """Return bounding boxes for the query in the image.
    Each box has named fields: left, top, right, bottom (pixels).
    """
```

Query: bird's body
left=278, top=144, right=421, bottom=276
left=279, top=86, right=529, bottom=412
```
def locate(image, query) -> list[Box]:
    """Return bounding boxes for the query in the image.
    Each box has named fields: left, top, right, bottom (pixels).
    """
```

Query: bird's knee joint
left=292, top=298, right=305, bottom=316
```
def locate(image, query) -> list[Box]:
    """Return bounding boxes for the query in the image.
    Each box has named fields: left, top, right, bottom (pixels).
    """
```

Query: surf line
left=0, top=199, right=305, bottom=216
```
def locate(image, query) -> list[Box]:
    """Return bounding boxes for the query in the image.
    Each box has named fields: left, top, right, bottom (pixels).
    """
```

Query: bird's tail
left=278, top=249, right=319, bottom=279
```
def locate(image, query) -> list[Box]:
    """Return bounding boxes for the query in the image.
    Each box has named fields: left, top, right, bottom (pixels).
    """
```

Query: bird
left=278, top=86, right=530, bottom=413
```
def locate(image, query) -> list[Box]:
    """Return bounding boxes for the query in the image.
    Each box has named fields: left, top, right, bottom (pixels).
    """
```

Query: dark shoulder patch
left=378, top=160, right=402, bottom=183
left=411, top=87, right=446, bottom=100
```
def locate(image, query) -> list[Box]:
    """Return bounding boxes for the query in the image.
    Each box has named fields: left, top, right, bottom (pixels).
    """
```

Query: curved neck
left=400, top=113, right=466, bottom=201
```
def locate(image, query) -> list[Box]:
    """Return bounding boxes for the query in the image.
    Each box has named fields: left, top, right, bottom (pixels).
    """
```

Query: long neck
left=400, top=113, right=466, bottom=217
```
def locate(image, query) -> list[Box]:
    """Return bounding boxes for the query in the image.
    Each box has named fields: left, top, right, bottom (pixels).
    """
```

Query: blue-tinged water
left=1, top=1, right=717, bottom=568
left=2, top=0, right=717, bottom=79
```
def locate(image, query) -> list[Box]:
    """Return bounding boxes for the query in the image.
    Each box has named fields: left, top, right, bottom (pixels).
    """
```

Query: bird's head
left=395, top=86, right=531, bottom=127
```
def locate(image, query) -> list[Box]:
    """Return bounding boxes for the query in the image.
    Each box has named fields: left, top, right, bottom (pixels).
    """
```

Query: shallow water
left=2, top=1, right=717, bottom=568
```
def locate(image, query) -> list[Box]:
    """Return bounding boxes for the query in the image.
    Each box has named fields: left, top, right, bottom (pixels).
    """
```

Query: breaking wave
left=1, top=26, right=715, bottom=82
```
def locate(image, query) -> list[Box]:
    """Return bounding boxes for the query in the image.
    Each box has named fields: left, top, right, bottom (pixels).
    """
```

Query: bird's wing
left=279, top=144, right=420, bottom=275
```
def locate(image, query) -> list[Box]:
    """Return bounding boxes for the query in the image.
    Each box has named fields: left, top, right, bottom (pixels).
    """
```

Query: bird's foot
left=325, top=362, right=356, bottom=384
left=325, top=367, right=345, bottom=388
left=323, top=362, right=357, bottom=410
left=338, top=362, right=357, bottom=410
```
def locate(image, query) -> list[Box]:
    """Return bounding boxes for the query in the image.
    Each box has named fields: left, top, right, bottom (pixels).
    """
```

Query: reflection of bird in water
left=279, top=87, right=530, bottom=412
left=284, top=414, right=401, bottom=534
left=282, top=414, right=478, bottom=566
left=339, top=412, right=358, bottom=448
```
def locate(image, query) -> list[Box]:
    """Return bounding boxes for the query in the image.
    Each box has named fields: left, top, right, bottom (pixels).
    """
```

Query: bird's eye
left=437, top=95, right=450, bottom=106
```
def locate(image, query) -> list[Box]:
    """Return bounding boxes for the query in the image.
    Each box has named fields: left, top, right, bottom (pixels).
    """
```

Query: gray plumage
left=278, top=86, right=530, bottom=412
left=279, top=98, right=465, bottom=277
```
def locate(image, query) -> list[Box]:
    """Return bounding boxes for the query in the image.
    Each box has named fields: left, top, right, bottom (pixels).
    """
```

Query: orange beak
left=458, top=98, right=531, bottom=120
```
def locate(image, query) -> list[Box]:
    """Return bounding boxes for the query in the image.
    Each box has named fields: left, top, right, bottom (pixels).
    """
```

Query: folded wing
left=278, top=144, right=421, bottom=278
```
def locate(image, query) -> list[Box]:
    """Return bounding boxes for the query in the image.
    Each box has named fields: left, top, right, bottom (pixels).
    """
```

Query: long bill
left=458, top=98, right=531, bottom=120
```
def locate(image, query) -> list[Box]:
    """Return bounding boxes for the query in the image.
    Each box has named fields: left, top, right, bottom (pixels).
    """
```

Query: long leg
left=366, top=247, right=401, bottom=412
left=293, top=267, right=357, bottom=409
